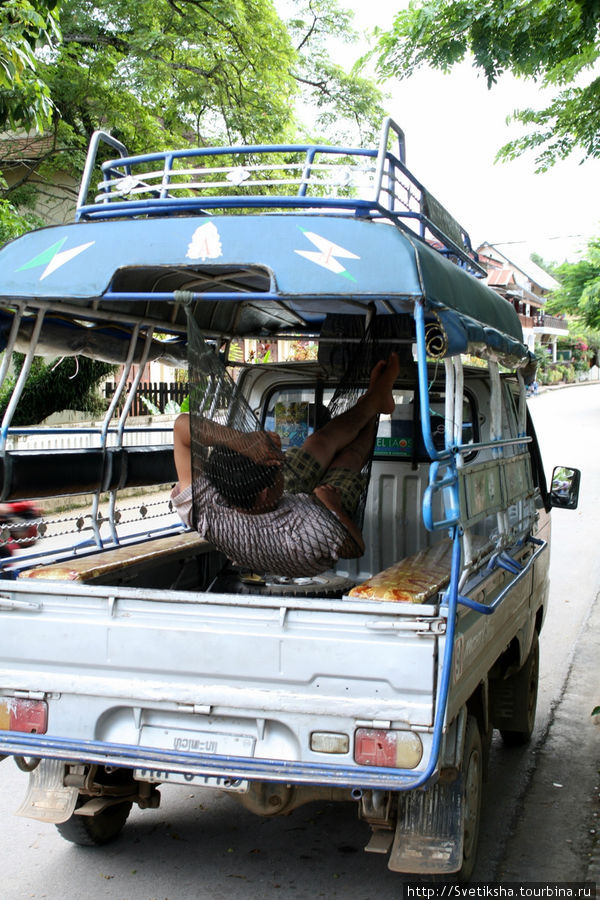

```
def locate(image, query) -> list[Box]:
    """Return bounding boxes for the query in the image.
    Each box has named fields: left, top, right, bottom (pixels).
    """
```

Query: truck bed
left=0, top=569, right=445, bottom=789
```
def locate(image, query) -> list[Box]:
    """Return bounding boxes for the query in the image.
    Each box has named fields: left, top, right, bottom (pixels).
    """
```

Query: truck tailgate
left=0, top=579, right=442, bottom=788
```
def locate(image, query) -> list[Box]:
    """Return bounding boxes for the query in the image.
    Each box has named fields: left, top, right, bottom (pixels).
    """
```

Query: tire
left=55, top=799, right=133, bottom=846
left=55, top=766, right=135, bottom=846
left=210, top=567, right=356, bottom=598
left=456, top=715, right=483, bottom=882
left=498, top=634, right=539, bottom=747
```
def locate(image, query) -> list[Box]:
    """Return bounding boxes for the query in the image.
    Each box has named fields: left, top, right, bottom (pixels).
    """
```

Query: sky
left=291, top=1, right=600, bottom=264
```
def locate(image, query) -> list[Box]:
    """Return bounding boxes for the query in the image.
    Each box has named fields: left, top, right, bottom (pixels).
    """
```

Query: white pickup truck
left=0, top=119, right=579, bottom=880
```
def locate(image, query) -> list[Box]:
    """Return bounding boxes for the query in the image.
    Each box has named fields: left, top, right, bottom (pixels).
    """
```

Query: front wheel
left=456, top=715, right=483, bottom=882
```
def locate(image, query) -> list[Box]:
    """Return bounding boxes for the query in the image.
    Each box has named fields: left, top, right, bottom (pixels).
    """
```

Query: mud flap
left=15, top=758, right=79, bottom=823
left=388, top=776, right=463, bottom=874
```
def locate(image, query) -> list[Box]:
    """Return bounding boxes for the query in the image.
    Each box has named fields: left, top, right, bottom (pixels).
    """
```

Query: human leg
left=173, top=413, right=192, bottom=489
left=326, top=418, right=377, bottom=475
left=312, top=418, right=376, bottom=515
left=301, top=352, right=399, bottom=471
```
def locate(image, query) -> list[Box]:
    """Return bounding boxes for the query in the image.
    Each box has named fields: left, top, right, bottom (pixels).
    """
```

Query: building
left=0, top=132, right=78, bottom=226
left=477, top=242, right=568, bottom=361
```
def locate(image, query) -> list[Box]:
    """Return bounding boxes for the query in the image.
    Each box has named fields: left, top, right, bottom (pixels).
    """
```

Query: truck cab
left=0, top=118, right=579, bottom=880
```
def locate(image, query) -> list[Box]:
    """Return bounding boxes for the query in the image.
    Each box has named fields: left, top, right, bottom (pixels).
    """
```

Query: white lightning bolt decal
left=294, top=230, right=359, bottom=279
left=40, top=241, right=95, bottom=280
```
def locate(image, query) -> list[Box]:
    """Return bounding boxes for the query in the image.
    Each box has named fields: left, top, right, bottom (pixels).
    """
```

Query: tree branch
left=291, top=72, right=331, bottom=96
left=296, top=6, right=319, bottom=53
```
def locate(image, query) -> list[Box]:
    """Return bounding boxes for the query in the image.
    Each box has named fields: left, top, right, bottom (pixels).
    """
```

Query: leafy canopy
left=0, top=0, right=61, bottom=131
left=45, top=0, right=298, bottom=150
left=374, top=0, right=600, bottom=171
left=284, top=0, right=385, bottom=145
left=1, top=0, right=385, bottom=231
left=546, top=237, right=600, bottom=329
left=3, top=0, right=385, bottom=149
left=0, top=354, right=116, bottom=425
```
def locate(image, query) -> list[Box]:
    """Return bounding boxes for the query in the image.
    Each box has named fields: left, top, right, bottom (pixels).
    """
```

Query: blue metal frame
left=74, top=122, right=482, bottom=274
left=453, top=537, right=546, bottom=615
left=412, top=301, right=545, bottom=780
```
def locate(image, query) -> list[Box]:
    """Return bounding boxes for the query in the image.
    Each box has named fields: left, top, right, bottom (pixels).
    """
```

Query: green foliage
left=0, top=353, right=116, bottom=424
left=536, top=360, right=576, bottom=385
left=530, top=252, right=559, bottom=277
left=284, top=0, right=386, bottom=144
left=31, top=0, right=296, bottom=158
left=1, top=0, right=385, bottom=217
left=139, top=395, right=185, bottom=415
left=0, top=196, right=44, bottom=245
left=0, top=0, right=61, bottom=131
left=373, top=0, right=600, bottom=170
left=546, top=237, right=600, bottom=328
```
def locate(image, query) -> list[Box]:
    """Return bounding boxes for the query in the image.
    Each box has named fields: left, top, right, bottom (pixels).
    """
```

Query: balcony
left=532, top=314, right=569, bottom=336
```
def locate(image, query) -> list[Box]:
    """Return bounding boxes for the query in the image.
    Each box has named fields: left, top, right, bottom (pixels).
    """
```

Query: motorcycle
left=0, top=501, right=42, bottom=558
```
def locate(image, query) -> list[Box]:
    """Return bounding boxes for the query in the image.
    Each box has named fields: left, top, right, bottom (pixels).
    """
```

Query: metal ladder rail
left=413, top=303, right=544, bottom=782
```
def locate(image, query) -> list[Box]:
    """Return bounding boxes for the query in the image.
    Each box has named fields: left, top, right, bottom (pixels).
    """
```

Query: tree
left=0, top=0, right=61, bottom=131
left=546, top=237, right=600, bottom=328
left=530, top=252, right=559, bottom=278
left=284, top=0, right=385, bottom=145
left=1, top=0, right=385, bottom=218
left=51, top=0, right=299, bottom=148
left=373, top=0, right=600, bottom=171
left=0, top=354, right=116, bottom=425
left=0, top=194, right=43, bottom=246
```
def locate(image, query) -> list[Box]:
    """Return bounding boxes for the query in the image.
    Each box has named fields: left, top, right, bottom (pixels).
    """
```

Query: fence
left=105, top=381, right=189, bottom=417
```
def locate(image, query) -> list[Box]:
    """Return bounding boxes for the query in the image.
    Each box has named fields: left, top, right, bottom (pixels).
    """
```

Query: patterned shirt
left=171, top=475, right=355, bottom=577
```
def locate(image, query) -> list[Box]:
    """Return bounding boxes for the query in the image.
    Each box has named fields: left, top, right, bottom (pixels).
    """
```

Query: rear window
left=263, top=385, right=477, bottom=459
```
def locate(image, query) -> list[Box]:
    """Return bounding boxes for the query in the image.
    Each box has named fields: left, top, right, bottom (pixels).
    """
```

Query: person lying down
left=171, top=353, right=399, bottom=577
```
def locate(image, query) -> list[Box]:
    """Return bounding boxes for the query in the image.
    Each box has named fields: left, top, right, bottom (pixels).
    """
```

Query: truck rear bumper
left=0, top=730, right=435, bottom=790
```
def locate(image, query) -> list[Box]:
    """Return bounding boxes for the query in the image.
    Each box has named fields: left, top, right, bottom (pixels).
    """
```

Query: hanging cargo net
left=183, top=306, right=401, bottom=578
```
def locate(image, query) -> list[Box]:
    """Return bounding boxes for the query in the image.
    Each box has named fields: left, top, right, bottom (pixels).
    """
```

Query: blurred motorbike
left=0, top=501, right=42, bottom=558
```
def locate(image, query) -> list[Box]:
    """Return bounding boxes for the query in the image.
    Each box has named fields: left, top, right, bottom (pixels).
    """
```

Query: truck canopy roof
left=0, top=119, right=531, bottom=369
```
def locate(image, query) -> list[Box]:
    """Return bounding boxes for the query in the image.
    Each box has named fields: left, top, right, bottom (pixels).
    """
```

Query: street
left=0, top=384, right=598, bottom=898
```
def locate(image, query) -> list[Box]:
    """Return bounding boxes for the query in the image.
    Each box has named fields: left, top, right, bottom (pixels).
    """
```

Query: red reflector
left=0, top=698, right=48, bottom=734
left=354, top=728, right=399, bottom=767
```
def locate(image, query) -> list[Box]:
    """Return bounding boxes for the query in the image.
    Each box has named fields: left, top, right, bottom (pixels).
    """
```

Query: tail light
left=0, top=697, right=47, bottom=733
left=354, top=728, right=422, bottom=769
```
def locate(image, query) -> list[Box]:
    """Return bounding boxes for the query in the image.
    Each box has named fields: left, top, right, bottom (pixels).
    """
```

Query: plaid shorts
left=284, top=448, right=366, bottom=518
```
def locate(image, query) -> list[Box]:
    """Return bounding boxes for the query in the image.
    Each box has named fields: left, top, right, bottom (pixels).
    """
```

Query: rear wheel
left=210, top=567, right=356, bottom=598
left=55, top=767, right=135, bottom=846
left=499, top=634, right=539, bottom=746
left=55, top=799, right=133, bottom=846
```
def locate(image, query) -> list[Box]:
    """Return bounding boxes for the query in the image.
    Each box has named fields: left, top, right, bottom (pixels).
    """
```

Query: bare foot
left=368, top=353, right=399, bottom=415
left=368, top=359, right=387, bottom=393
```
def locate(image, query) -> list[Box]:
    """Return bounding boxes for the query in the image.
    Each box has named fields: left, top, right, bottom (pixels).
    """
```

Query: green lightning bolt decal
left=17, top=238, right=67, bottom=272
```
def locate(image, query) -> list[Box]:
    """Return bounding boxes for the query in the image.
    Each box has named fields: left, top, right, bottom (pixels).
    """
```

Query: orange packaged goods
left=348, top=540, right=453, bottom=603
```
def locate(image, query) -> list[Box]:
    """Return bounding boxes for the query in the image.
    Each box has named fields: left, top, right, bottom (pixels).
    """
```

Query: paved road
left=488, top=382, right=600, bottom=883
left=0, top=384, right=598, bottom=898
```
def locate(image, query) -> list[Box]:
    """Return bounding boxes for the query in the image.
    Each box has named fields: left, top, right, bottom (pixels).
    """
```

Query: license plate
left=139, top=726, right=255, bottom=757
left=134, top=768, right=249, bottom=792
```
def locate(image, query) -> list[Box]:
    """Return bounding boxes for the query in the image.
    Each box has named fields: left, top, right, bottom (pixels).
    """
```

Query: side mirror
left=550, top=466, right=581, bottom=510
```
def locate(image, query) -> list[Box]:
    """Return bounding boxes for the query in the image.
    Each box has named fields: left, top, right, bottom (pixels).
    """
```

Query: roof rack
left=76, top=117, right=484, bottom=276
